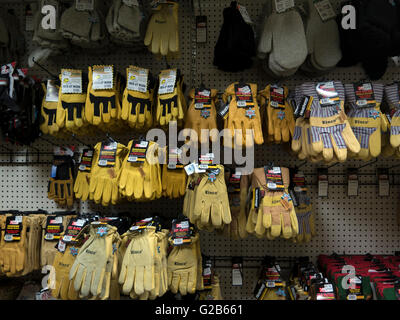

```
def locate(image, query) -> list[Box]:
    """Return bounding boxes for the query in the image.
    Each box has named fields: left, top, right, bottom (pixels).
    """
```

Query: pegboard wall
left=0, top=0, right=399, bottom=300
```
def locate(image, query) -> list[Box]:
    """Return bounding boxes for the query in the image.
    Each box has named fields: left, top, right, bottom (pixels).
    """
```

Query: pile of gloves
left=245, top=166, right=299, bottom=240
left=0, top=62, right=42, bottom=146
left=144, top=1, right=179, bottom=58
left=0, top=8, right=24, bottom=65
left=288, top=257, right=336, bottom=300
left=40, top=65, right=186, bottom=137
left=31, top=0, right=149, bottom=60
left=183, top=165, right=232, bottom=232
left=214, top=1, right=256, bottom=72
left=50, top=217, right=218, bottom=300
left=0, top=212, right=75, bottom=278
left=257, top=0, right=341, bottom=78
left=291, top=80, right=400, bottom=163
left=338, top=0, right=400, bottom=80
left=318, top=254, right=400, bottom=300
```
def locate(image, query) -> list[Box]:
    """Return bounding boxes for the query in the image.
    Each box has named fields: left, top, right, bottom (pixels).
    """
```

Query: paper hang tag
left=316, top=82, right=340, bottom=108
left=44, top=216, right=64, bottom=241
left=128, top=140, right=149, bottom=163
left=184, top=163, right=196, bottom=176
left=354, top=83, right=376, bottom=108
left=318, top=168, right=328, bottom=197
left=123, top=0, right=139, bottom=7
left=218, top=100, right=230, bottom=119
left=168, top=147, right=184, bottom=170
left=275, top=0, right=295, bottom=13
left=76, top=0, right=94, bottom=11
left=347, top=168, right=359, bottom=197
left=63, top=218, right=87, bottom=243
left=98, top=142, right=117, bottom=167
left=232, top=258, right=243, bottom=286
left=377, top=168, right=390, bottom=196
left=4, top=216, right=23, bottom=242
left=158, top=69, right=177, bottom=95
left=78, top=149, right=93, bottom=172
left=194, top=88, right=212, bottom=109
left=61, top=69, right=83, bottom=94
left=171, top=219, right=192, bottom=246
left=127, top=66, right=149, bottom=93
left=237, top=4, right=252, bottom=24
left=92, top=66, right=114, bottom=90
left=295, top=95, right=313, bottom=118
left=270, top=86, right=285, bottom=109
left=265, top=166, right=285, bottom=191
left=45, top=80, right=59, bottom=102
left=313, top=0, right=336, bottom=22
left=235, top=84, right=254, bottom=108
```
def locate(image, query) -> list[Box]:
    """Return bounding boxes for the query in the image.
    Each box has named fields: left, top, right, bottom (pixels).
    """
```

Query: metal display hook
left=357, top=158, right=378, bottom=170
left=71, top=134, right=92, bottom=149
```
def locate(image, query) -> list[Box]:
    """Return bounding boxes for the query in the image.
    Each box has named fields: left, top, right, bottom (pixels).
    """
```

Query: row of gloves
left=51, top=221, right=222, bottom=300
left=183, top=165, right=316, bottom=243
left=0, top=63, right=42, bottom=146
left=31, top=0, right=179, bottom=57
left=257, top=0, right=341, bottom=78
left=0, top=8, right=24, bottom=66
left=49, top=140, right=189, bottom=207
left=0, top=213, right=77, bottom=277
left=318, top=254, right=400, bottom=300
left=40, top=65, right=186, bottom=136
left=291, top=81, right=400, bottom=163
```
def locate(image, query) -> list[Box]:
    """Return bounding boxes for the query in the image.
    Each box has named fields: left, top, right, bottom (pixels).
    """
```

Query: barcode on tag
left=173, top=238, right=183, bottom=245
left=158, top=70, right=177, bottom=95
left=92, top=66, right=114, bottom=90
left=4, top=234, right=13, bottom=241
left=63, top=235, right=73, bottom=242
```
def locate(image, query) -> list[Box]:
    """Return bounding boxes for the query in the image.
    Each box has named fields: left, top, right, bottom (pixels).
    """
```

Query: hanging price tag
left=122, top=0, right=139, bottom=6
left=98, top=142, right=117, bottom=167
left=127, top=66, right=148, bottom=93
left=92, top=65, right=114, bottom=90
left=377, top=168, right=389, bottom=196
left=45, top=80, right=59, bottom=102
left=76, top=0, right=94, bottom=11
left=158, top=69, right=177, bottom=95
left=61, top=69, right=82, bottom=94
left=275, top=0, right=295, bottom=13
left=237, top=5, right=252, bottom=24
left=313, top=0, right=336, bottom=22
left=128, top=141, right=149, bottom=163
left=318, top=168, right=328, bottom=197
left=347, top=168, right=359, bottom=197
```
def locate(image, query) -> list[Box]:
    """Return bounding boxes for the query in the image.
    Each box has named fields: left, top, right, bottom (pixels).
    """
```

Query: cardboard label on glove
left=316, top=82, right=340, bottom=108
left=78, top=149, right=93, bottom=172
left=98, top=142, right=117, bottom=167
left=128, top=140, right=149, bottom=163
left=171, top=219, right=192, bottom=245
left=61, top=69, right=82, bottom=94
left=127, top=66, right=148, bottom=93
left=92, top=65, right=114, bottom=90
left=265, top=166, right=285, bottom=191
left=158, top=69, right=177, bottom=95
left=269, top=86, right=286, bottom=109
left=168, top=146, right=184, bottom=170
left=354, top=82, right=376, bottom=108
left=45, top=80, right=59, bottom=102
left=62, top=218, right=87, bottom=243
left=235, top=84, right=254, bottom=108
left=4, top=216, right=23, bottom=242
left=194, top=88, right=212, bottom=109
left=44, top=216, right=64, bottom=241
